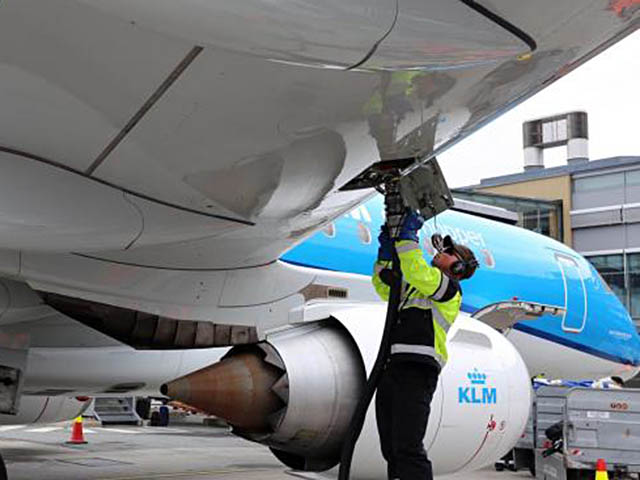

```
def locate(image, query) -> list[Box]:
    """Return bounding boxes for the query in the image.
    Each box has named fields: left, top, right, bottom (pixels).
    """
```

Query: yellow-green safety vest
left=372, top=240, right=462, bottom=366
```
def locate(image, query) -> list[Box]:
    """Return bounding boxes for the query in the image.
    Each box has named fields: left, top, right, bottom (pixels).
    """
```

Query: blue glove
left=398, top=210, right=424, bottom=242
left=377, top=225, right=393, bottom=261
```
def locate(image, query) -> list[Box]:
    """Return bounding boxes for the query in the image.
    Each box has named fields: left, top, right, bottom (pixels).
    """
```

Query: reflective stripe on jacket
left=372, top=240, right=462, bottom=366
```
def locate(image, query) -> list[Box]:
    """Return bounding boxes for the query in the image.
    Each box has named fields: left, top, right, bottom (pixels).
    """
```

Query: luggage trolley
left=535, top=387, right=640, bottom=479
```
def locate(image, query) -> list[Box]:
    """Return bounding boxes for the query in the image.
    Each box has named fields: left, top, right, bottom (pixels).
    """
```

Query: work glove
left=377, top=225, right=393, bottom=261
left=398, top=209, right=424, bottom=242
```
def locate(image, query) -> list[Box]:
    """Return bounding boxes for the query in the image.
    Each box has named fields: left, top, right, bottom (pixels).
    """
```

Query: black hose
left=0, top=452, right=7, bottom=480
left=338, top=248, right=403, bottom=480
left=458, top=0, right=537, bottom=52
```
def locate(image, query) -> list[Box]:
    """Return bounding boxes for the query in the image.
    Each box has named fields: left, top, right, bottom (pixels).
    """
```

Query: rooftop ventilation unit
left=522, top=111, right=589, bottom=170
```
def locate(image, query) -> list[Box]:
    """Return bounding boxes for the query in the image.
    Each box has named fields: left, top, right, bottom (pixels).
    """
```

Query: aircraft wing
left=0, top=0, right=637, bottom=273
left=0, top=0, right=636, bottom=355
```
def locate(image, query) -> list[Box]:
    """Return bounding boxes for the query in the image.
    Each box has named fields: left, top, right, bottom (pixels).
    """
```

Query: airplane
left=158, top=195, right=640, bottom=477
left=282, top=195, right=640, bottom=380
left=2, top=194, right=639, bottom=478
left=0, top=0, right=639, bottom=477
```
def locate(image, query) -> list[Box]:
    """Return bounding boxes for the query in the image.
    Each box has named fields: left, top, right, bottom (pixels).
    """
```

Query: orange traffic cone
left=595, top=458, right=609, bottom=480
left=66, top=416, right=87, bottom=445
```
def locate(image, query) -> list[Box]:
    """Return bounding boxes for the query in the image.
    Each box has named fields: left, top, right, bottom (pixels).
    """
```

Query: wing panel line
left=86, top=46, right=204, bottom=176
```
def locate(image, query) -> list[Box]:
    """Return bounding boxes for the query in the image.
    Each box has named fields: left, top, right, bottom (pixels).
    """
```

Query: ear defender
left=449, top=248, right=480, bottom=279
left=433, top=235, right=479, bottom=279
left=450, top=261, right=466, bottom=276
left=451, top=255, right=480, bottom=279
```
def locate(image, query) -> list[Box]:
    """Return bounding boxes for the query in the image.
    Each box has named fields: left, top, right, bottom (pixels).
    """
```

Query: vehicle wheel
left=150, top=411, right=160, bottom=427
left=135, top=397, right=152, bottom=420
left=495, top=462, right=505, bottom=471
left=529, top=464, right=536, bottom=477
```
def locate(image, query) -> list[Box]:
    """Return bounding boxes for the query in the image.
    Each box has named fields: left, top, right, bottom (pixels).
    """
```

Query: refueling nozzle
left=384, top=180, right=405, bottom=239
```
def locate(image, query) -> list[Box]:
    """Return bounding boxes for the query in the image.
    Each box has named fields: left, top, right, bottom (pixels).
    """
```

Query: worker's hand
left=377, top=225, right=393, bottom=261
left=398, top=210, right=424, bottom=242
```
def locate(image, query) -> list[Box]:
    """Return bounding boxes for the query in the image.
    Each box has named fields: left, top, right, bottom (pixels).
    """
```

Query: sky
left=439, top=30, right=640, bottom=188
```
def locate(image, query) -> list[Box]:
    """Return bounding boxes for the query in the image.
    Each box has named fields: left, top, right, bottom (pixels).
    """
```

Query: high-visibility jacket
left=372, top=240, right=462, bottom=368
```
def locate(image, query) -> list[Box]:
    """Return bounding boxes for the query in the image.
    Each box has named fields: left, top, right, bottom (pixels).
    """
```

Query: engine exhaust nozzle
left=161, top=350, right=284, bottom=431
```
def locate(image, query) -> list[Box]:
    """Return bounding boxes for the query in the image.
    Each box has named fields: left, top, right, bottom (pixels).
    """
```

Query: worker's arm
left=372, top=224, right=394, bottom=301
left=372, top=261, right=391, bottom=301
left=396, top=240, right=458, bottom=302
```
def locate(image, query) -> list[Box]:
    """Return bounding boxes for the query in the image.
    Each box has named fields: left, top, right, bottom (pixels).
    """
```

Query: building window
left=626, top=169, right=640, bottom=187
left=522, top=209, right=552, bottom=237
left=450, top=190, right=563, bottom=242
left=573, top=172, right=624, bottom=192
left=587, top=254, right=626, bottom=306
left=629, top=253, right=640, bottom=322
left=588, top=253, right=640, bottom=327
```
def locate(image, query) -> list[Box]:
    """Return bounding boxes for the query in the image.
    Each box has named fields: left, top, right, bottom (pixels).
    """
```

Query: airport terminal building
left=457, top=113, right=640, bottom=328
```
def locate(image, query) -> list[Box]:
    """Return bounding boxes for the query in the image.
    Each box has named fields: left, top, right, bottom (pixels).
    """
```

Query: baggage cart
left=534, top=387, right=640, bottom=479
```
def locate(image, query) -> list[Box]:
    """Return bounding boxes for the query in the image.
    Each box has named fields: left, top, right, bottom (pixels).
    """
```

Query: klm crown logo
left=468, top=369, right=487, bottom=385
left=459, top=368, right=497, bottom=405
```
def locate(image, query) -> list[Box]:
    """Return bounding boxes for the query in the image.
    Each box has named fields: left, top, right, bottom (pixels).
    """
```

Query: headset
left=431, top=234, right=479, bottom=279
left=450, top=253, right=479, bottom=279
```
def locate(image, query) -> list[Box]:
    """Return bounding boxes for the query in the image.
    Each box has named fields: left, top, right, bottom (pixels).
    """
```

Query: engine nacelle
left=163, top=319, right=364, bottom=471
left=0, top=395, right=91, bottom=425
left=256, top=321, right=365, bottom=471
left=163, top=303, right=531, bottom=477
left=338, top=305, right=531, bottom=478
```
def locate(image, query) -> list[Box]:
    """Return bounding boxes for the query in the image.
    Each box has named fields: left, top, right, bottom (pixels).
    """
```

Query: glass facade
left=629, top=253, right=640, bottom=322
left=522, top=209, right=552, bottom=237
left=587, top=252, right=640, bottom=327
left=452, top=190, right=563, bottom=241
left=572, top=168, right=640, bottom=209
left=573, top=172, right=624, bottom=193
left=587, top=254, right=626, bottom=304
left=626, top=169, right=640, bottom=187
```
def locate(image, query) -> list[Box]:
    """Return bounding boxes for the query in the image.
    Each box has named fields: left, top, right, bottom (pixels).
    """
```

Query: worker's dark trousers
left=376, top=360, right=439, bottom=480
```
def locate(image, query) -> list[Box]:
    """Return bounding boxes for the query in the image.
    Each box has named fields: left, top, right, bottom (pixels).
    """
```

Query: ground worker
left=373, top=210, right=478, bottom=480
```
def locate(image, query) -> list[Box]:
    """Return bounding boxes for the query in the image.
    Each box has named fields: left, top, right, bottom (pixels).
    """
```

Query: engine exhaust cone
left=161, top=350, right=284, bottom=431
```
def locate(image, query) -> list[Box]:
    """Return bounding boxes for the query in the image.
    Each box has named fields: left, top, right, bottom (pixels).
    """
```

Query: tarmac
left=0, top=418, right=533, bottom=480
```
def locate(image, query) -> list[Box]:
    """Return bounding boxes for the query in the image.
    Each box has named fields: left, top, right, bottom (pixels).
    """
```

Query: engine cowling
left=339, top=305, right=531, bottom=478
left=163, top=303, right=531, bottom=476
left=0, top=396, right=91, bottom=425
left=163, top=319, right=364, bottom=471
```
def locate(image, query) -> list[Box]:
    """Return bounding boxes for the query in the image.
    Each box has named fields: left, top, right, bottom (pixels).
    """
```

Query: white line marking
left=142, top=428, right=188, bottom=434
left=100, top=428, right=140, bottom=434
left=25, top=427, right=62, bottom=433
left=0, top=425, right=24, bottom=432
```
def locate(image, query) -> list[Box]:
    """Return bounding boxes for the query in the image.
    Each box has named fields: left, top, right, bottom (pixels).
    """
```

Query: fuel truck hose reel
left=338, top=159, right=454, bottom=480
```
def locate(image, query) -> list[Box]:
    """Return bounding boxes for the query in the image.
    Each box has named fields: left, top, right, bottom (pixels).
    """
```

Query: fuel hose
left=338, top=186, right=405, bottom=480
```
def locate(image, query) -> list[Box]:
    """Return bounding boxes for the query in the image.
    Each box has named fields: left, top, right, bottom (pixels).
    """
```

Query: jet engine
left=163, top=304, right=531, bottom=477
left=0, top=395, right=91, bottom=425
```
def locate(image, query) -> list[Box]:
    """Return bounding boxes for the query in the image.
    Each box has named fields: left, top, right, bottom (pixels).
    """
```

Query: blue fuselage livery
left=282, top=195, right=640, bottom=369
